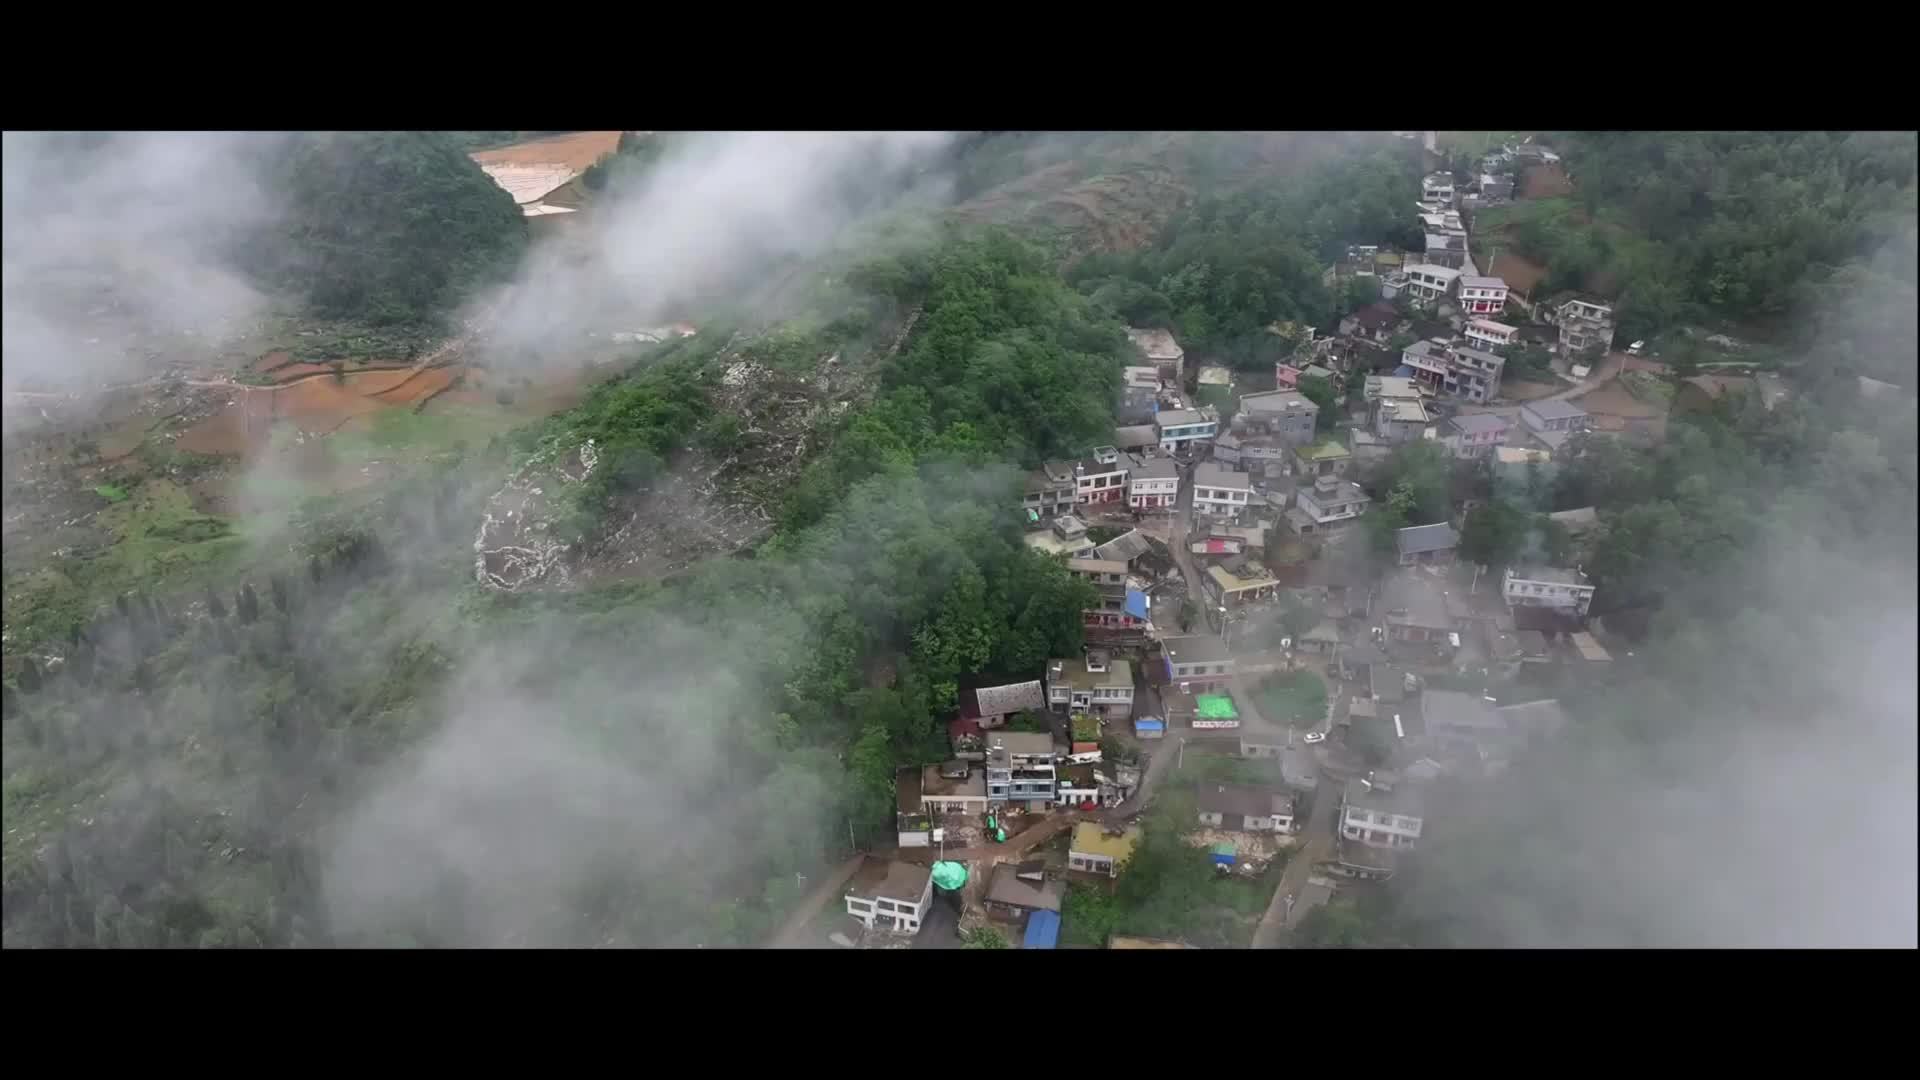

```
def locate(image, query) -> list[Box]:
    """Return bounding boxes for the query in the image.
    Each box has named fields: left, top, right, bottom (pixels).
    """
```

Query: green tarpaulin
left=1196, top=694, right=1239, bottom=720
left=931, top=862, right=968, bottom=890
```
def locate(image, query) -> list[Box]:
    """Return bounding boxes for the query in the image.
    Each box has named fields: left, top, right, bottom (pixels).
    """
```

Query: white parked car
left=1304, top=731, right=1326, bottom=745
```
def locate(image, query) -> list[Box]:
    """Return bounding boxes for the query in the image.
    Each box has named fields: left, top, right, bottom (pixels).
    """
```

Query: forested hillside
left=240, top=131, right=527, bottom=327
left=1490, top=131, right=1918, bottom=376
left=1068, top=150, right=1422, bottom=367
left=5, top=131, right=1914, bottom=949
left=1, top=228, right=1117, bottom=947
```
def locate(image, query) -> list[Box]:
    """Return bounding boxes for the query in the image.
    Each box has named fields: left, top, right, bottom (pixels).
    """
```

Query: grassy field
left=1250, top=669, right=1329, bottom=728
left=3, top=478, right=250, bottom=651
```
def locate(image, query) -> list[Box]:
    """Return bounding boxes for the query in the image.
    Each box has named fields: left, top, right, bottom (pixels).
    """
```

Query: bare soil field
left=1489, top=251, right=1549, bottom=296
left=1521, top=163, right=1574, bottom=200
left=470, top=131, right=623, bottom=173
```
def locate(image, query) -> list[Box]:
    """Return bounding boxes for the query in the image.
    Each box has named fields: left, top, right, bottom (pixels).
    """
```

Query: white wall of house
left=845, top=880, right=934, bottom=933
left=1340, top=807, right=1422, bottom=848
left=1129, top=475, right=1178, bottom=508
left=1076, top=468, right=1128, bottom=503
left=1502, top=574, right=1595, bottom=615
left=1296, top=488, right=1366, bottom=523
left=1194, top=486, right=1250, bottom=518
left=1460, top=286, right=1509, bottom=317
left=1069, top=851, right=1121, bottom=877
left=1464, top=322, right=1516, bottom=350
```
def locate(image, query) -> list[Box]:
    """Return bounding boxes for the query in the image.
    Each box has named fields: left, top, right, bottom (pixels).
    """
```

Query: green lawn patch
left=94, top=484, right=129, bottom=503
left=1250, top=670, right=1328, bottom=728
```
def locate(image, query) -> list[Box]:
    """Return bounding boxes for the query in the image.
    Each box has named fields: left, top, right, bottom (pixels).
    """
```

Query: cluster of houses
left=842, top=139, right=1640, bottom=947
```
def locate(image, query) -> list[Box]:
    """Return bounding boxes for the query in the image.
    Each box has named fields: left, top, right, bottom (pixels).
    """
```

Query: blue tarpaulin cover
left=1124, top=589, right=1149, bottom=620
left=1023, top=909, right=1061, bottom=949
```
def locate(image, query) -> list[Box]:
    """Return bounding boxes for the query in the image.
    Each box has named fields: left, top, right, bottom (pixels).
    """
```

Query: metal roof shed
left=1023, top=909, right=1061, bottom=949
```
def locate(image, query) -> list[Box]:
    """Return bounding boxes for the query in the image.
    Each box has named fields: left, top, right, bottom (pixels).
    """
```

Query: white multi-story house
left=1421, top=172, right=1456, bottom=206
left=1073, top=446, right=1129, bottom=507
left=1552, top=297, right=1616, bottom=356
left=1341, top=776, right=1424, bottom=850
left=1458, top=276, right=1510, bottom=318
left=1193, top=462, right=1253, bottom=521
left=1443, top=412, right=1510, bottom=459
left=1153, top=407, right=1219, bottom=454
left=1518, top=399, right=1594, bottom=453
left=1401, top=263, right=1462, bottom=308
left=1464, top=318, right=1518, bottom=351
left=1127, top=454, right=1178, bottom=511
left=844, top=859, right=935, bottom=934
left=1503, top=566, right=1596, bottom=616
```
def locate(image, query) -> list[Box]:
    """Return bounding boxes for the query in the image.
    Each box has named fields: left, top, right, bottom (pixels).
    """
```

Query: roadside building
left=844, top=858, right=935, bottom=935
left=1194, top=462, right=1255, bottom=522
left=1196, top=783, right=1296, bottom=833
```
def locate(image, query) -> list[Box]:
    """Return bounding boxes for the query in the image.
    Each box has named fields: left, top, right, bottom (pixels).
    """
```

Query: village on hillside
left=798, top=136, right=1819, bottom=951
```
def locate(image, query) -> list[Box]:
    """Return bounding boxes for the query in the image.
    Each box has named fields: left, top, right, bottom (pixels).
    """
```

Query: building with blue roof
left=1023, top=909, right=1061, bottom=949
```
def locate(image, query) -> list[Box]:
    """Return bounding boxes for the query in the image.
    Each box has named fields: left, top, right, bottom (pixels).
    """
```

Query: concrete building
left=1444, top=412, right=1510, bottom=459
left=1127, top=328, right=1186, bottom=383
left=1073, top=447, right=1129, bottom=507
left=1550, top=296, right=1616, bottom=357
left=1401, top=264, right=1462, bottom=308
left=844, top=859, right=934, bottom=934
left=985, top=734, right=1058, bottom=810
left=1127, top=454, right=1178, bottom=511
left=1233, top=390, right=1319, bottom=446
left=1457, top=276, right=1510, bottom=318
left=918, top=761, right=990, bottom=815
left=1046, top=652, right=1135, bottom=718
left=1160, top=635, right=1234, bottom=690
left=1373, top=396, right=1434, bottom=443
left=1503, top=565, right=1595, bottom=616
left=1402, top=338, right=1505, bottom=404
left=1021, top=460, right=1078, bottom=520
left=1395, top=522, right=1459, bottom=567
left=1153, top=407, right=1219, bottom=454
left=1340, top=775, right=1424, bottom=850
left=1464, top=317, right=1518, bottom=351
left=1193, top=462, right=1254, bottom=522
left=1518, top=399, right=1594, bottom=453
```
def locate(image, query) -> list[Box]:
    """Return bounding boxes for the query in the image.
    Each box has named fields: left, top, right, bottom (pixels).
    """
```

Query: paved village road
left=769, top=852, right=868, bottom=948
left=1251, top=776, right=1341, bottom=948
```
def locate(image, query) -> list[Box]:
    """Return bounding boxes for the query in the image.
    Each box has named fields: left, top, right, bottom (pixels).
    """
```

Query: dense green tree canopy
left=243, top=131, right=528, bottom=327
